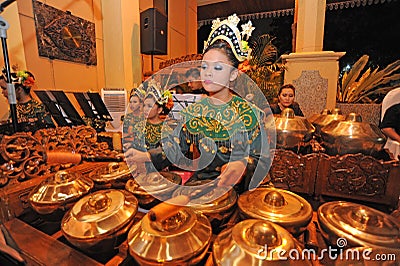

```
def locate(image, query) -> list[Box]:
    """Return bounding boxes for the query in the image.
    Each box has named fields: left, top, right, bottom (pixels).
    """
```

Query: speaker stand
left=0, top=0, right=19, bottom=133
left=151, top=53, right=154, bottom=72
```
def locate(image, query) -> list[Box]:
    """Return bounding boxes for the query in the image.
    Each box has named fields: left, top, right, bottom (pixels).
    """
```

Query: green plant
left=240, top=34, right=284, bottom=103
left=337, top=55, right=400, bottom=103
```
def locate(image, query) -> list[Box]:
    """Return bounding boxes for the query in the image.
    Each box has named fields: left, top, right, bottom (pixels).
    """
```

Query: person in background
left=166, top=79, right=184, bottom=94
left=126, top=14, right=271, bottom=192
left=270, top=84, right=304, bottom=116
left=130, top=80, right=174, bottom=151
left=0, top=69, right=55, bottom=132
left=379, top=102, right=400, bottom=160
left=185, top=67, right=208, bottom=95
left=127, top=80, right=174, bottom=172
left=380, top=102, right=400, bottom=143
left=122, top=86, right=146, bottom=147
left=173, top=85, right=184, bottom=94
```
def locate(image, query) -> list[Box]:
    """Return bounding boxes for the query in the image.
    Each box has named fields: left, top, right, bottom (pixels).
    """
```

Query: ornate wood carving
left=269, top=149, right=318, bottom=195
left=0, top=133, right=49, bottom=185
left=316, top=153, right=399, bottom=207
left=33, top=126, right=117, bottom=158
left=270, top=149, right=399, bottom=208
left=0, top=126, right=118, bottom=187
left=159, top=54, right=203, bottom=69
left=323, top=153, right=389, bottom=196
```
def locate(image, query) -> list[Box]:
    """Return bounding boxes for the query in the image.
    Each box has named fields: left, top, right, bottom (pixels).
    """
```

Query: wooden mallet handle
left=46, top=151, right=82, bottom=165
left=148, top=195, right=190, bottom=222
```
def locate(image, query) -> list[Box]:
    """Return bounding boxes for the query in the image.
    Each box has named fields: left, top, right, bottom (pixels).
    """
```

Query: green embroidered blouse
left=149, top=95, right=271, bottom=191
left=9, top=99, right=55, bottom=132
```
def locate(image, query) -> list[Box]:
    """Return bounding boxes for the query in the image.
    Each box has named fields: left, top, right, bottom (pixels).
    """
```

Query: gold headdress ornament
left=203, top=13, right=255, bottom=62
left=130, top=84, right=146, bottom=101
left=146, top=79, right=174, bottom=110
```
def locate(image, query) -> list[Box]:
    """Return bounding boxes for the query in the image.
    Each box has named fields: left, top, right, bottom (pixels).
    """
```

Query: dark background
left=198, top=0, right=400, bottom=74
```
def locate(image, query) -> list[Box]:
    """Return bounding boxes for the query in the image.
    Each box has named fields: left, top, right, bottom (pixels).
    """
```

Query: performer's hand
left=218, top=160, right=247, bottom=187
left=125, top=148, right=151, bottom=163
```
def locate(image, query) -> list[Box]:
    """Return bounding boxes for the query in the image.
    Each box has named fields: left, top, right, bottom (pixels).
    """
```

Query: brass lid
left=308, top=108, right=331, bottom=123
left=61, top=189, right=138, bottom=239
left=125, top=172, right=181, bottom=198
left=89, top=162, right=134, bottom=184
left=274, top=108, right=315, bottom=147
left=309, top=108, right=346, bottom=135
left=213, top=219, right=311, bottom=265
left=128, top=207, right=212, bottom=263
left=320, top=113, right=386, bottom=155
left=238, top=188, right=313, bottom=233
left=172, top=180, right=237, bottom=214
left=29, top=170, right=94, bottom=205
left=321, top=113, right=385, bottom=138
left=318, top=201, right=400, bottom=249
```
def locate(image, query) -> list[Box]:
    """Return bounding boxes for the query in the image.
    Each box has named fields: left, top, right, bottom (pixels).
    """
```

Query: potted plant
left=237, top=34, right=284, bottom=107
left=336, top=54, right=400, bottom=125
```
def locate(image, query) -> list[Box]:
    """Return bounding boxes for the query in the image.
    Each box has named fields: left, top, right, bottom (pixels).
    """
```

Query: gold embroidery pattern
left=181, top=96, right=260, bottom=141
left=124, top=113, right=144, bottom=125
left=16, top=99, right=46, bottom=121
left=123, top=113, right=144, bottom=133
left=135, top=120, right=172, bottom=146
left=145, top=122, right=162, bottom=145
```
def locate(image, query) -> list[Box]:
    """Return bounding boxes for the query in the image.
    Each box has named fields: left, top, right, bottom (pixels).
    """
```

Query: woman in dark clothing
left=380, top=103, right=400, bottom=143
left=0, top=69, right=55, bottom=132
left=271, top=84, right=304, bottom=116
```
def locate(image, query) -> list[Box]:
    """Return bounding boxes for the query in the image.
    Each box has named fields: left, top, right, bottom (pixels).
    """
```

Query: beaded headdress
left=203, top=13, right=255, bottom=62
left=130, top=85, right=146, bottom=101
left=146, top=79, right=173, bottom=110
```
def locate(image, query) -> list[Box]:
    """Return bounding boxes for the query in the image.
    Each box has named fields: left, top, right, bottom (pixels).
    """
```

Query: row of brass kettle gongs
left=27, top=163, right=309, bottom=262
left=27, top=162, right=400, bottom=264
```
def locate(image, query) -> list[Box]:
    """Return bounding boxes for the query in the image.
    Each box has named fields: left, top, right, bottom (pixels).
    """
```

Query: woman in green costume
left=123, top=86, right=145, bottom=148
left=0, top=69, right=55, bottom=133
left=126, top=14, right=271, bottom=191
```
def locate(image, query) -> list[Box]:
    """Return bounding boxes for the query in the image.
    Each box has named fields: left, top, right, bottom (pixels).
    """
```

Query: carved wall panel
left=32, top=0, right=97, bottom=65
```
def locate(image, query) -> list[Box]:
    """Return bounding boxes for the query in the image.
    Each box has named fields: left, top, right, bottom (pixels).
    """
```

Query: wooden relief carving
left=0, top=133, right=49, bottom=185
left=32, top=0, right=97, bottom=65
left=324, top=153, right=390, bottom=197
left=34, top=126, right=96, bottom=153
left=0, top=126, right=118, bottom=187
left=269, top=149, right=318, bottom=194
left=34, top=126, right=116, bottom=158
left=159, top=54, right=203, bottom=69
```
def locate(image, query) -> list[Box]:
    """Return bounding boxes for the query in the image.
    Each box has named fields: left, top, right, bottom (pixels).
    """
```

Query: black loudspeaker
left=140, top=8, right=167, bottom=55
